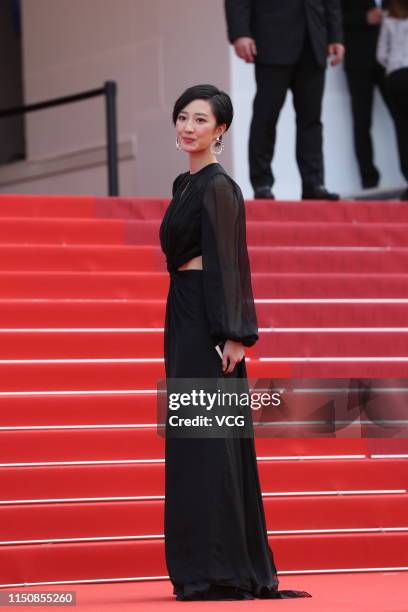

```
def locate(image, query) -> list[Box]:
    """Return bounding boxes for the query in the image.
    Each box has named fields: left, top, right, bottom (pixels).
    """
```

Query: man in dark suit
left=225, top=0, right=344, bottom=199
left=342, top=0, right=392, bottom=188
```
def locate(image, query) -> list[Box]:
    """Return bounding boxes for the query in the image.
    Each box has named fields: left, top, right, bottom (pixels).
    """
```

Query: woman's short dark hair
left=172, top=84, right=233, bottom=131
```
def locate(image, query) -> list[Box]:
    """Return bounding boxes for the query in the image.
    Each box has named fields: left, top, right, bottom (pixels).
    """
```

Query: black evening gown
left=159, top=162, right=311, bottom=601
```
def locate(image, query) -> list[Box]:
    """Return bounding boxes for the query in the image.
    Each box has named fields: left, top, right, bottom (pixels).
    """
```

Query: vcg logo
left=215, top=415, right=245, bottom=427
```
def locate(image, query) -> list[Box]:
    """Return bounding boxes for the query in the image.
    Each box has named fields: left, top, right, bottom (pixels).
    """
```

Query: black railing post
left=0, top=82, right=120, bottom=197
left=104, top=80, right=119, bottom=196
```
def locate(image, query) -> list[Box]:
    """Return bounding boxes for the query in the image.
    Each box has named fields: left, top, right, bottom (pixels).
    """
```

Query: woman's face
left=176, top=98, right=225, bottom=153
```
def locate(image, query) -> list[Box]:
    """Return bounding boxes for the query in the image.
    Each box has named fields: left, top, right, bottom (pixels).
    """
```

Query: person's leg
left=346, top=68, right=379, bottom=188
left=290, top=34, right=326, bottom=193
left=386, top=69, right=408, bottom=185
left=249, top=63, right=291, bottom=193
left=376, top=62, right=395, bottom=117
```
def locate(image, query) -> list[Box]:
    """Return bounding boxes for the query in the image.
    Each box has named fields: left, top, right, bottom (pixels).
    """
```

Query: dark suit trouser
left=345, top=63, right=393, bottom=186
left=387, top=68, right=408, bottom=182
left=249, top=35, right=326, bottom=191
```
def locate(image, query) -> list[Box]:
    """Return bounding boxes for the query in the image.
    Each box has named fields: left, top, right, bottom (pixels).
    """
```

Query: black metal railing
left=0, top=80, right=119, bottom=196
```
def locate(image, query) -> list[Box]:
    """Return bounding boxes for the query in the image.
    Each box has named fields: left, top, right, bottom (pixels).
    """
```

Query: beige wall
left=15, top=0, right=232, bottom=197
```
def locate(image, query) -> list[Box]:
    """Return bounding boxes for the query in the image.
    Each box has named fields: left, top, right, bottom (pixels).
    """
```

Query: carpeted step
left=0, top=218, right=127, bottom=244
left=245, top=247, right=408, bottom=274
left=1, top=218, right=408, bottom=247
left=3, top=393, right=404, bottom=451
left=0, top=428, right=370, bottom=464
left=1, top=271, right=408, bottom=299
left=244, top=200, right=408, bottom=223
left=0, top=360, right=407, bottom=392
left=0, top=244, right=166, bottom=272
left=0, top=394, right=369, bottom=450
left=255, top=331, right=408, bottom=357
left=0, top=458, right=407, bottom=500
left=0, top=299, right=406, bottom=328
left=255, top=301, right=408, bottom=327
left=0, top=299, right=167, bottom=328
left=0, top=432, right=374, bottom=462
left=1, top=430, right=334, bottom=465
left=1, top=329, right=407, bottom=358
left=1, top=532, right=408, bottom=584
left=0, top=393, right=159, bottom=426
left=0, top=195, right=407, bottom=223
left=245, top=223, right=408, bottom=247
left=0, top=195, right=168, bottom=220
left=1, top=493, right=407, bottom=541
left=1, top=244, right=408, bottom=274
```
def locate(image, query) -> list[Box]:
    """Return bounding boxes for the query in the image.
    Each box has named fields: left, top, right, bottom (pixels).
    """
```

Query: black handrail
left=0, top=80, right=119, bottom=196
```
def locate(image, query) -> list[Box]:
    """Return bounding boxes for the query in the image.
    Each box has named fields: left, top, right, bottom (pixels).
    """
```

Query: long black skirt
left=163, top=270, right=311, bottom=601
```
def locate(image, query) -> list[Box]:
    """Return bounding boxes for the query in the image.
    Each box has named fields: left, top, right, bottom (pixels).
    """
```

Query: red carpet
left=1, top=572, right=407, bottom=611
left=0, top=194, right=407, bottom=595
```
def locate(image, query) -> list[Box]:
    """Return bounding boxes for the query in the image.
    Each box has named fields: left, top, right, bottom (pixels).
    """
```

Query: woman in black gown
left=159, top=84, right=311, bottom=601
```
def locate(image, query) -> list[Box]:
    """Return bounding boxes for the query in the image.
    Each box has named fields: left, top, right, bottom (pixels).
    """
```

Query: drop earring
left=211, top=136, right=224, bottom=155
left=176, top=137, right=183, bottom=150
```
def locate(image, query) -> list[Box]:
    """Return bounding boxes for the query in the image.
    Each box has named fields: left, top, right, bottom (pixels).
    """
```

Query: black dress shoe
left=400, top=188, right=408, bottom=201
left=302, top=185, right=340, bottom=200
left=362, top=174, right=380, bottom=189
left=254, top=186, right=275, bottom=199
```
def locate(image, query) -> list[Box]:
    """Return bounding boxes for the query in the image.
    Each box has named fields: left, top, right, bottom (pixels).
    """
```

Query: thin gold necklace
left=179, top=177, right=191, bottom=199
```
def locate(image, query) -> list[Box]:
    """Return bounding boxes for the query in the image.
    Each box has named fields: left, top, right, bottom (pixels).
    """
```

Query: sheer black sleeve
left=201, top=173, right=259, bottom=348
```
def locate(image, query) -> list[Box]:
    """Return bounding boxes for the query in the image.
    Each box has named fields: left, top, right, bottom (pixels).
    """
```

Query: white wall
left=230, top=48, right=404, bottom=199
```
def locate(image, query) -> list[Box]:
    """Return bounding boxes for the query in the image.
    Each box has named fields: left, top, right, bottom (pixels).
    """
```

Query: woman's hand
left=222, top=340, right=245, bottom=374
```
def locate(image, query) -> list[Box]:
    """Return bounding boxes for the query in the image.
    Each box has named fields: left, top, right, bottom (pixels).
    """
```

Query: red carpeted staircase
left=0, top=194, right=407, bottom=588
